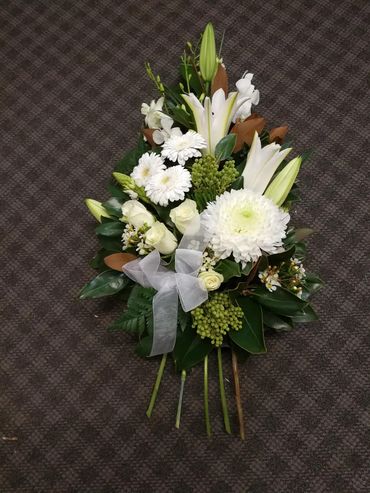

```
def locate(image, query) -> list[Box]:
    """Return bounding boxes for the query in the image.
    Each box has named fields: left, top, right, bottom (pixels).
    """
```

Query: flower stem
left=146, top=353, right=167, bottom=418
left=204, top=355, right=211, bottom=437
left=217, top=347, right=231, bottom=434
left=231, top=350, right=245, bottom=440
left=175, top=370, right=187, bottom=429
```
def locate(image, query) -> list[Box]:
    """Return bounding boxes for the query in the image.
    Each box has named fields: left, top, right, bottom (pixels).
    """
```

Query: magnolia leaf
left=290, top=304, right=318, bottom=322
left=215, top=133, right=236, bottom=161
left=211, top=63, right=228, bottom=95
left=262, top=308, right=294, bottom=332
left=229, top=296, right=266, bottom=354
left=269, top=125, right=288, bottom=144
left=251, top=286, right=308, bottom=316
left=231, top=114, right=266, bottom=152
left=215, top=259, right=241, bottom=281
left=79, top=271, right=129, bottom=299
left=104, top=252, right=137, bottom=272
left=95, top=221, right=125, bottom=237
left=142, top=128, right=156, bottom=147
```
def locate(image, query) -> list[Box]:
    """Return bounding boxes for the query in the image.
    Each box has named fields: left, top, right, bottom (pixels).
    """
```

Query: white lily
left=242, top=131, right=292, bottom=194
left=182, top=89, right=249, bottom=156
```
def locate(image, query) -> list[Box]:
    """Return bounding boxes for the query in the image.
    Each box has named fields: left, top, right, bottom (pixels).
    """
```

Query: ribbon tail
left=150, top=287, right=178, bottom=356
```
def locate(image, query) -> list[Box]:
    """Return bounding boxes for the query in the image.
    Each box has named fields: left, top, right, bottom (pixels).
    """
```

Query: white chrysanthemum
left=130, top=152, right=165, bottom=187
left=145, top=165, right=192, bottom=206
left=161, top=130, right=207, bottom=166
left=203, top=189, right=290, bottom=265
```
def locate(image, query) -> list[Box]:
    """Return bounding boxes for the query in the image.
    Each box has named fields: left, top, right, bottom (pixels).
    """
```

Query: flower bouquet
left=80, top=23, right=322, bottom=438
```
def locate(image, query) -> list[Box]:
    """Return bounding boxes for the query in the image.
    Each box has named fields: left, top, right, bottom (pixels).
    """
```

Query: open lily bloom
left=242, top=131, right=292, bottom=194
left=182, top=89, right=249, bottom=156
left=233, top=72, right=260, bottom=122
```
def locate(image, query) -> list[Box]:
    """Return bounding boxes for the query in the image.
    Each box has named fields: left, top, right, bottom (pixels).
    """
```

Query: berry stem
left=175, top=370, right=187, bottom=429
left=146, top=353, right=167, bottom=418
left=217, top=347, right=231, bottom=434
left=204, top=355, right=212, bottom=437
left=231, top=349, right=245, bottom=440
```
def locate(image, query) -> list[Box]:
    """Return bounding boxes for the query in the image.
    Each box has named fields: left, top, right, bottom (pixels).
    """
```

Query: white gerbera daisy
left=145, top=165, right=192, bottom=206
left=130, top=152, right=165, bottom=187
left=203, top=189, right=290, bottom=265
left=161, top=130, right=207, bottom=166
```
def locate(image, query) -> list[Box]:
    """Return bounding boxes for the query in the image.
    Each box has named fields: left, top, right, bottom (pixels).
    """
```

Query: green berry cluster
left=191, top=293, right=243, bottom=346
left=191, top=155, right=239, bottom=195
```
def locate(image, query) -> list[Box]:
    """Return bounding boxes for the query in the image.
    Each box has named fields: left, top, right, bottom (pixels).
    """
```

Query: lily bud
left=199, top=22, right=217, bottom=82
left=264, top=156, right=302, bottom=206
left=84, top=199, right=111, bottom=223
left=113, top=172, right=149, bottom=203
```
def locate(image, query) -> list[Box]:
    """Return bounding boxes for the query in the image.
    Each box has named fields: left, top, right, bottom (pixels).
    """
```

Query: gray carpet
left=1, top=1, right=369, bottom=491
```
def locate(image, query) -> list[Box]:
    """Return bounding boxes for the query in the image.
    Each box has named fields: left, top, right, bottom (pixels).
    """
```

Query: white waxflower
left=161, top=130, right=207, bottom=166
left=233, top=71, right=260, bottom=122
left=141, top=97, right=164, bottom=129
left=130, top=152, right=165, bottom=188
left=145, top=165, right=192, bottom=206
left=259, top=267, right=281, bottom=292
left=203, top=189, right=290, bottom=266
left=152, top=115, right=182, bottom=145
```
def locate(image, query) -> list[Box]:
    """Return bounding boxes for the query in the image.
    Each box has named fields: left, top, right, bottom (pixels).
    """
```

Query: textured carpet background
left=1, top=1, right=369, bottom=492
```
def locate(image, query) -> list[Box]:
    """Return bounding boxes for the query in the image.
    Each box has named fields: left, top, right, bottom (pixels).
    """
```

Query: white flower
left=130, top=152, right=165, bottom=187
left=145, top=165, right=192, bottom=206
left=161, top=130, right=207, bottom=165
left=233, top=72, right=260, bottom=122
left=145, top=222, right=178, bottom=255
left=121, top=200, right=155, bottom=229
left=169, top=199, right=199, bottom=234
left=203, top=189, right=290, bottom=265
left=242, top=132, right=292, bottom=194
left=199, top=270, right=224, bottom=291
left=152, top=115, right=182, bottom=145
left=259, top=268, right=281, bottom=292
left=182, top=89, right=250, bottom=156
left=141, top=97, right=164, bottom=129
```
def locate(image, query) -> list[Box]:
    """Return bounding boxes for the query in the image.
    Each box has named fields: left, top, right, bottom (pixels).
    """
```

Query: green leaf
left=230, top=175, right=244, bottom=190
left=79, top=271, right=129, bottom=299
left=89, top=248, right=116, bottom=271
left=241, top=262, right=253, bottom=276
left=215, top=134, right=236, bottom=161
left=267, top=245, right=295, bottom=266
left=109, top=313, right=146, bottom=334
left=98, top=236, right=122, bottom=252
left=251, top=286, right=308, bottom=316
left=135, top=336, right=153, bottom=357
left=180, top=62, right=203, bottom=96
left=193, top=190, right=215, bottom=212
left=229, top=296, right=266, bottom=354
left=290, top=304, right=318, bottom=323
left=215, top=259, right=241, bottom=282
left=262, top=308, right=294, bottom=332
left=303, top=274, right=324, bottom=295
left=95, top=221, right=125, bottom=237
left=178, top=304, right=191, bottom=332
left=294, top=242, right=307, bottom=260
left=173, top=324, right=213, bottom=371
left=115, top=137, right=149, bottom=174
left=102, top=197, right=124, bottom=217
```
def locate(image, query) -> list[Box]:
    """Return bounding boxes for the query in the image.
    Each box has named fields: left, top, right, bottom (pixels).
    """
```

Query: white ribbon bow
left=123, top=218, right=209, bottom=356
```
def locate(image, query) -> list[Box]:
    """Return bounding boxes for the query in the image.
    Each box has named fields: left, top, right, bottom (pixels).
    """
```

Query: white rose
left=199, top=270, right=224, bottom=291
left=169, top=199, right=200, bottom=234
left=121, top=200, right=155, bottom=229
left=145, top=222, right=178, bottom=255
